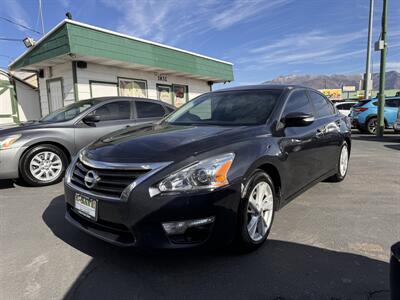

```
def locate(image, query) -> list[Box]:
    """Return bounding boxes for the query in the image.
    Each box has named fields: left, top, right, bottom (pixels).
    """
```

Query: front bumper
left=64, top=178, right=241, bottom=249
left=0, top=146, right=26, bottom=179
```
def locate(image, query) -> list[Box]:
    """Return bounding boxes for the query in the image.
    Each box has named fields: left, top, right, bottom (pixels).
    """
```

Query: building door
left=157, top=84, right=172, bottom=105
left=47, top=78, right=64, bottom=112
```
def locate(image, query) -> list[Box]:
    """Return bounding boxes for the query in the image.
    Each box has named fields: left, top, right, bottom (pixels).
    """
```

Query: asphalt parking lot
left=1, top=133, right=399, bottom=300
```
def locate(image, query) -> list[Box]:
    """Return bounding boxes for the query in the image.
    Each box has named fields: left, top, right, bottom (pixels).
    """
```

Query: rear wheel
left=20, top=144, right=68, bottom=186
left=366, top=117, right=377, bottom=134
left=235, top=170, right=275, bottom=252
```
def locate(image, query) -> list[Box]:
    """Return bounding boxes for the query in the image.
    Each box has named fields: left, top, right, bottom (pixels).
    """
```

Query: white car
left=335, top=101, right=357, bottom=116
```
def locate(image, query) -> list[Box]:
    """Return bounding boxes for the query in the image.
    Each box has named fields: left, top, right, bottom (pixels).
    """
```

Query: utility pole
left=39, top=0, right=45, bottom=35
left=364, top=0, right=374, bottom=99
left=376, top=0, right=388, bottom=137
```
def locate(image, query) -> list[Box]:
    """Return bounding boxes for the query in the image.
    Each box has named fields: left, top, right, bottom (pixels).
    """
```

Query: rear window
left=136, top=101, right=166, bottom=118
left=354, top=100, right=372, bottom=107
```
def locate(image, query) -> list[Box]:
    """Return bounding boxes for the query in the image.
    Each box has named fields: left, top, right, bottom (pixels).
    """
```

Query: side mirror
left=82, top=114, right=100, bottom=125
left=283, top=112, right=314, bottom=127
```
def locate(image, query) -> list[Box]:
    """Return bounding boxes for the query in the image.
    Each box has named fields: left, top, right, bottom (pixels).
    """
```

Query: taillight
left=354, top=107, right=368, bottom=112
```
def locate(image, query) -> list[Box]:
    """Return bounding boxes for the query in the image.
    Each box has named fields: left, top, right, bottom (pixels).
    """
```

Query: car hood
left=85, top=123, right=260, bottom=163
left=0, top=121, right=66, bottom=135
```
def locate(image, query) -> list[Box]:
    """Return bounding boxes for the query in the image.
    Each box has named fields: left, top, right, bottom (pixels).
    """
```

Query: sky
left=0, top=0, right=399, bottom=89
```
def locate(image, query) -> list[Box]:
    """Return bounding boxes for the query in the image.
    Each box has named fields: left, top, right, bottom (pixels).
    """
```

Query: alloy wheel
left=29, top=151, right=63, bottom=182
left=339, top=145, right=349, bottom=177
left=367, top=119, right=377, bottom=134
left=247, top=181, right=274, bottom=242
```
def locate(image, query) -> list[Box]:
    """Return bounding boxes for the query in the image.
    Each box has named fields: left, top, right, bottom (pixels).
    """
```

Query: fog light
left=162, top=217, right=215, bottom=235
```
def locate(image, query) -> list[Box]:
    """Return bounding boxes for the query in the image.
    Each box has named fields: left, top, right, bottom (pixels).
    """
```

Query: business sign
left=319, top=89, right=342, bottom=100
left=342, top=86, right=356, bottom=92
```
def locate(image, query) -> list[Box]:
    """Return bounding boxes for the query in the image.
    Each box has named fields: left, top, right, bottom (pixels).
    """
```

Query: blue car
left=350, top=97, right=400, bottom=134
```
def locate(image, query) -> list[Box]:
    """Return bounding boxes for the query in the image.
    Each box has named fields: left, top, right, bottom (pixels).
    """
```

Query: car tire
left=235, top=170, right=276, bottom=252
left=19, top=144, right=68, bottom=187
left=357, top=126, right=367, bottom=133
left=366, top=117, right=377, bottom=135
left=327, top=142, right=349, bottom=182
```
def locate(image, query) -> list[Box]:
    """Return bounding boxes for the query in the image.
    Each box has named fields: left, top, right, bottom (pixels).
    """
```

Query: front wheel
left=327, top=142, right=349, bottom=182
left=235, top=170, right=276, bottom=252
left=19, top=144, right=68, bottom=186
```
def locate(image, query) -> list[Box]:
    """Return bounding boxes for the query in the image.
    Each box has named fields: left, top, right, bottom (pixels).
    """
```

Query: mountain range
left=264, top=71, right=400, bottom=90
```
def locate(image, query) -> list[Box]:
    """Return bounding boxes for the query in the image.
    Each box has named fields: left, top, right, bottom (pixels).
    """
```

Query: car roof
left=213, top=84, right=310, bottom=93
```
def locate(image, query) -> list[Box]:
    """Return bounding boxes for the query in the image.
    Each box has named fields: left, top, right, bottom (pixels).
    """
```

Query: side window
left=92, top=101, right=131, bottom=121
left=136, top=101, right=166, bottom=118
left=309, top=91, right=334, bottom=118
left=343, top=103, right=354, bottom=110
left=336, top=104, right=344, bottom=110
left=283, top=90, right=313, bottom=116
left=386, top=99, right=400, bottom=108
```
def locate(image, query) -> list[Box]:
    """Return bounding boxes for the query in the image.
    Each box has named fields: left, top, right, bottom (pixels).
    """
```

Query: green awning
left=9, top=20, right=234, bottom=83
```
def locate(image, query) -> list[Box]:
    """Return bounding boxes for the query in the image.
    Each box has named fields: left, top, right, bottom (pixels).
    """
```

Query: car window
left=40, top=100, right=94, bottom=122
left=336, top=104, right=344, bottom=110
left=136, top=101, right=166, bottom=118
left=167, top=90, right=281, bottom=126
left=342, top=103, right=355, bottom=110
left=309, top=91, right=334, bottom=117
left=92, top=101, right=131, bottom=121
left=386, top=99, right=400, bottom=108
left=283, top=90, right=313, bottom=116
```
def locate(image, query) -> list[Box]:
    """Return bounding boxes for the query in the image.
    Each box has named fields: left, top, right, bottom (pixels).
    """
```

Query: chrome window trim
left=66, top=153, right=172, bottom=201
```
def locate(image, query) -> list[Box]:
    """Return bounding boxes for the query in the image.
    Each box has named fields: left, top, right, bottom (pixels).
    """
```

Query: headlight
left=157, top=153, right=235, bottom=193
left=0, top=134, right=22, bottom=150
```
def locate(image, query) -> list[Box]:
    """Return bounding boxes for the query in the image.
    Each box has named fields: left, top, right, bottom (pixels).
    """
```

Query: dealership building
left=8, top=19, right=234, bottom=116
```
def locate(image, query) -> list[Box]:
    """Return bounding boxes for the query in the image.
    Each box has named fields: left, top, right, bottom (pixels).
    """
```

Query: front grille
left=71, top=159, right=150, bottom=198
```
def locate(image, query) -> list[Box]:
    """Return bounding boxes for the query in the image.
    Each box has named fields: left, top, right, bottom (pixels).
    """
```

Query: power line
left=0, top=37, right=22, bottom=42
left=0, top=16, right=41, bottom=35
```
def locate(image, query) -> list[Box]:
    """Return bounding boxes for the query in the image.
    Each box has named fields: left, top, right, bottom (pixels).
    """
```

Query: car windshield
left=165, top=90, right=281, bottom=126
left=40, top=101, right=95, bottom=122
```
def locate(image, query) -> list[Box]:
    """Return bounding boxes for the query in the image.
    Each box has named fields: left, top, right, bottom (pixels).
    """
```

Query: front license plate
left=74, top=194, right=98, bottom=221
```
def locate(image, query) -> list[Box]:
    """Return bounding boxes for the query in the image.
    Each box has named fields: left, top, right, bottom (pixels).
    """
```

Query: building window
left=157, top=84, right=172, bottom=105
left=90, top=81, right=118, bottom=98
left=173, top=84, right=188, bottom=107
left=119, top=78, right=148, bottom=98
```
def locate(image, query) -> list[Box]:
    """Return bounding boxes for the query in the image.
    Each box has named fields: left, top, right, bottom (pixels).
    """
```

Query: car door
left=73, top=100, right=134, bottom=152
left=134, top=100, right=169, bottom=125
left=279, top=89, right=322, bottom=198
left=308, top=90, right=342, bottom=174
left=385, top=98, right=400, bottom=125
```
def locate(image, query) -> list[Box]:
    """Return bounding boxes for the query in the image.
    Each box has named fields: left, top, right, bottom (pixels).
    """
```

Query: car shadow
left=42, top=195, right=390, bottom=300
left=351, top=134, right=400, bottom=143
left=0, top=179, right=15, bottom=190
left=384, top=144, right=400, bottom=151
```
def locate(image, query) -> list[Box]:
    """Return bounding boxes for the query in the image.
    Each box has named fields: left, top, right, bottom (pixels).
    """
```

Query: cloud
left=384, top=62, right=400, bottom=72
left=209, top=0, right=291, bottom=30
left=237, top=29, right=368, bottom=67
left=101, top=0, right=290, bottom=43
